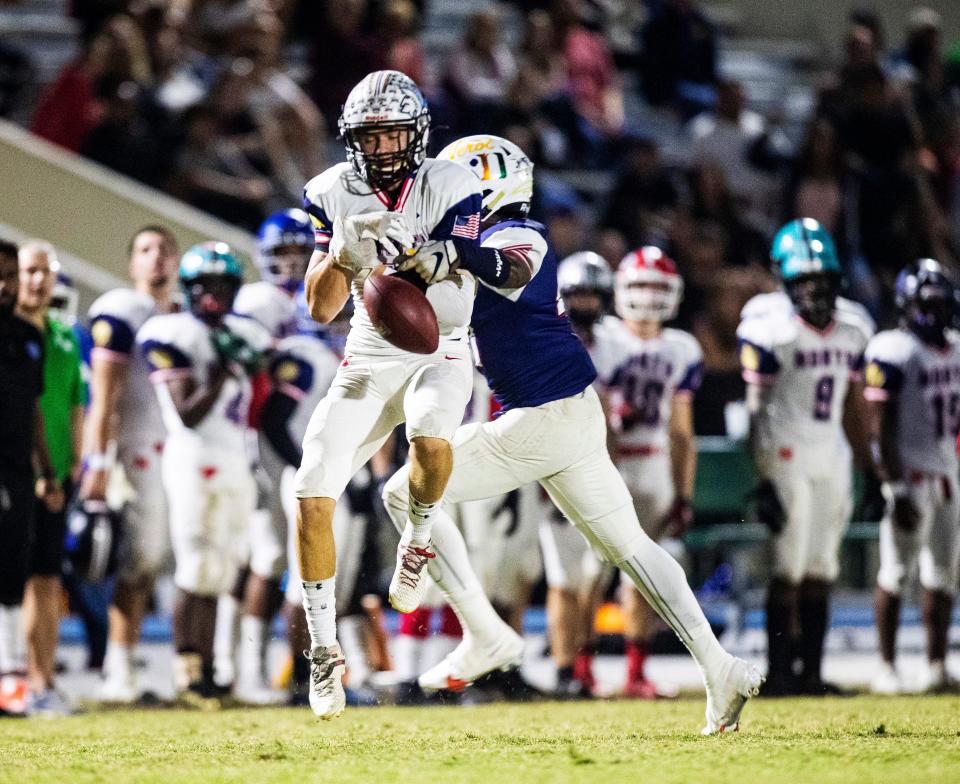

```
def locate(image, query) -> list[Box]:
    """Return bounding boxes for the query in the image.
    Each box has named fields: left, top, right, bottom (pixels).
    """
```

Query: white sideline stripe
left=0, top=221, right=126, bottom=293
left=0, top=120, right=255, bottom=255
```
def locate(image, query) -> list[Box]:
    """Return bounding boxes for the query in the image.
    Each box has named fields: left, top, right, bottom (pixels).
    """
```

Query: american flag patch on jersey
left=451, top=213, right=480, bottom=239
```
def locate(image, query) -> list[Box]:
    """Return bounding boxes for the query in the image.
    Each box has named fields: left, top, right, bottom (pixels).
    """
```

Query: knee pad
left=579, top=500, right=650, bottom=566
left=174, top=547, right=238, bottom=597
left=876, top=562, right=907, bottom=596
left=248, top=508, right=286, bottom=580
left=918, top=552, right=957, bottom=595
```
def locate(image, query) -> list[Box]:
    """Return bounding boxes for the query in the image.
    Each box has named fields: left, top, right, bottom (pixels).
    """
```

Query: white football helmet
left=615, top=246, right=683, bottom=322
left=438, top=135, right=534, bottom=222
left=558, top=252, right=613, bottom=326
left=339, top=70, right=430, bottom=191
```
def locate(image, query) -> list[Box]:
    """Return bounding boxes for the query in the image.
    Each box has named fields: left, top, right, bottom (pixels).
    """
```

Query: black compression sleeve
left=451, top=239, right=512, bottom=287
left=260, top=392, right=302, bottom=468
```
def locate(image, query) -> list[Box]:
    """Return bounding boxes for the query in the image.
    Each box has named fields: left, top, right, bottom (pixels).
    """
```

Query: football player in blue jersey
left=385, top=134, right=763, bottom=734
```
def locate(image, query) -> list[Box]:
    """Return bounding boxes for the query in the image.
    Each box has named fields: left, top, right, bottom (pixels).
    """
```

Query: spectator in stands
left=230, top=10, right=327, bottom=201
left=80, top=75, right=167, bottom=187
left=171, top=97, right=270, bottom=229
left=0, top=238, right=61, bottom=718
left=445, top=7, right=517, bottom=135
left=378, top=0, right=427, bottom=89
left=688, top=79, right=770, bottom=212
left=639, top=0, right=718, bottom=117
left=309, top=0, right=387, bottom=133
left=785, top=118, right=845, bottom=234
left=552, top=0, right=624, bottom=144
left=16, top=241, right=85, bottom=716
left=600, top=134, right=679, bottom=248
left=31, top=14, right=147, bottom=152
left=0, top=33, right=34, bottom=120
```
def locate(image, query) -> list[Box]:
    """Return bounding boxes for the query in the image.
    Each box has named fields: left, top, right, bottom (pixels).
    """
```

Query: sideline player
left=220, top=209, right=314, bottom=703
left=138, top=243, right=270, bottom=701
left=385, top=134, right=763, bottom=734
left=866, top=259, right=960, bottom=694
left=737, top=219, right=873, bottom=696
left=81, top=226, right=180, bottom=702
left=296, top=70, right=481, bottom=718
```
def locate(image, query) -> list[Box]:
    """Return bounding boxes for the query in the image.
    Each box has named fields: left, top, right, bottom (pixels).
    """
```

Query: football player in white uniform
left=296, top=70, right=480, bottom=718
left=386, top=134, right=763, bottom=735
left=738, top=219, right=873, bottom=696
left=866, top=259, right=960, bottom=694
left=80, top=226, right=179, bottom=702
left=138, top=243, right=270, bottom=701
left=224, top=209, right=314, bottom=703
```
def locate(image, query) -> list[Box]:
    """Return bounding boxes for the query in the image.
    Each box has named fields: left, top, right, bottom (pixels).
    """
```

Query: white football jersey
left=88, top=288, right=167, bottom=448
left=269, top=334, right=341, bottom=442
left=600, top=324, right=704, bottom=451
left=864, top=328, right=960, bottom=474
left=738, top=308, right=873, bottom=449
left=587, top=315, right=629, bottom=383
left=741, top=290, right=876, bottom=333
left=137, top=312, right=272, bottom=455
left=303, top=159, right=481, bottom=357
left=234, top=281, right=297, bottom=342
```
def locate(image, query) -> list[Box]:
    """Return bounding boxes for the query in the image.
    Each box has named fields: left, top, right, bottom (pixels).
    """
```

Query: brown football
left=362, top=269, right=439, bottom=354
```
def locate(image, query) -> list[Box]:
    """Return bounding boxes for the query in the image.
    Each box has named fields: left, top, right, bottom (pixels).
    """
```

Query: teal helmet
left=771, top=218, right=842, bottom=280
left=772, top=219, right=841, bottom=327
left=179, top=241, right=244, bottom=323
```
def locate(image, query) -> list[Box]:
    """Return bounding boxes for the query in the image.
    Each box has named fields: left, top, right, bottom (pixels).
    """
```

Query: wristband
left=85, top=453, right=110, bottom=471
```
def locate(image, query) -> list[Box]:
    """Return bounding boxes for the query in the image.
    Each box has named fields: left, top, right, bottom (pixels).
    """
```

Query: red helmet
left=615, top=246, right=683, bottom=322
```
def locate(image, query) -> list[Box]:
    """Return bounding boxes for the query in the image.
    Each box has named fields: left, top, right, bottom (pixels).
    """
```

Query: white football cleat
left=388, top=540, right=436, bottom=613
left=917, top=660, right=958, bottom=694
left=234, top=680, right=286, bottom=706
left=99, top=672, right=139, bottom=704
left=306, top=643, right=346, bottom=719
left=702, top=657, right=764, bottom=735
left=419, top=630, right=525, bottom=692
left=870, top=662, right=902, bottom=695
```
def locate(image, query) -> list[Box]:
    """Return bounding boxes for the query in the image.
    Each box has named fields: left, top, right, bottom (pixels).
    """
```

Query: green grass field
left=3, top=696, right=959, bottom=784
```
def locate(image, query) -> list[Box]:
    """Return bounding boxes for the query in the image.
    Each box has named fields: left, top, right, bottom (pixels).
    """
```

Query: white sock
left=427, top=511, right=512, bottom=647
left=338, top=615, right=369, bottom=687
left=618, top=536, right=729, bottom=683
left=0, top=605, right=25, bottom=674
left=392, top=633, right=421, bottom=682
left=302, top=577, right=337, bottom=648
left=213, top=594, right=240, bottom=687
left=409, top=496, right=441, bottom=545
left=103, top=640, right=134, bottom=680
left=238, top=615, right=267, bottom=687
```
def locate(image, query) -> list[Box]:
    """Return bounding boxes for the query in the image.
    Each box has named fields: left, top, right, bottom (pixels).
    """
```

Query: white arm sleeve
left=427, top=271, right=477, bottom=332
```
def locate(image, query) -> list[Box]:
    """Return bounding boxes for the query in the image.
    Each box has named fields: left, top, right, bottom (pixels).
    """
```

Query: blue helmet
left=256, top=209, right=313, bottom=291
left=895, top=258, right=958, bottom=343
left=772, top=218, right=842, bottom=280
left=179, top=242, right=244, bottom=323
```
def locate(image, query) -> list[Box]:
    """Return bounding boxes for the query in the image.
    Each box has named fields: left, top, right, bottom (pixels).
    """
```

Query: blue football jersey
left=471, top=220, right=597, bottom=411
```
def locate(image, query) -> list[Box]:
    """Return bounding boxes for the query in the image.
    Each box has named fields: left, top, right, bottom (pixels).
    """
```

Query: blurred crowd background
left=3, top=0, right=960, bottom=436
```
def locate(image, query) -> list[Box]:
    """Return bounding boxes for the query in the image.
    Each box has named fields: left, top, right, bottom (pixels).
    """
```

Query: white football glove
left=399, top=240, right=459, bottom=284
left=329, top=212, right=415, bottom=275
